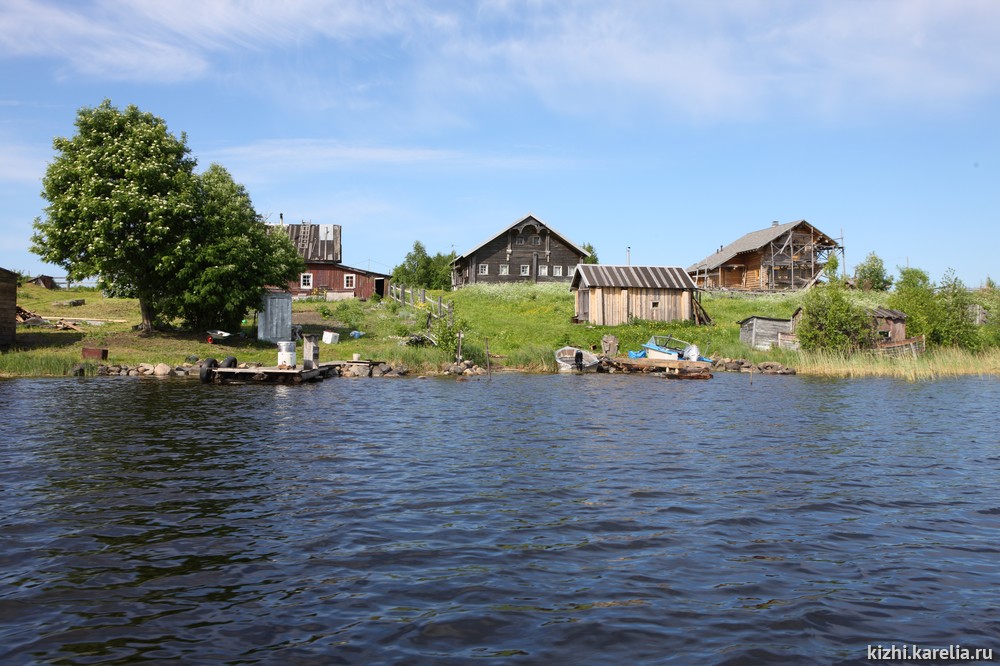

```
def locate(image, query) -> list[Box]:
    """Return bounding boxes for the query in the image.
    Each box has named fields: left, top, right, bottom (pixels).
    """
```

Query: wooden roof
left=274, top=223, right=342, bottom=263
left=453, top=214, right=589, bottom=263
left=687, top=220, right=838, bottom=273
left=571, top=265, right=697, bottom=290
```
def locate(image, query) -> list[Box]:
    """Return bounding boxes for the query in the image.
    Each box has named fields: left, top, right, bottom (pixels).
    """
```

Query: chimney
left=772, top=220, right=779, bottom=227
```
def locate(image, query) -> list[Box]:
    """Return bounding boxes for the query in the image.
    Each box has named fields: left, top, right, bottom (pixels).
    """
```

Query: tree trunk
left=138, top=298, right=155, bottom=331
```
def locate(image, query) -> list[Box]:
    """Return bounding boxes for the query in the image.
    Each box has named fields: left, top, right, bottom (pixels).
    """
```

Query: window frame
left=300, top=273, right=313, bottom=289
left=344, top=274, right=356, bottom=289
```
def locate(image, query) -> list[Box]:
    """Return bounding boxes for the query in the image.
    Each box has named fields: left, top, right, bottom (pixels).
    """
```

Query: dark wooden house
left=1, top=266, right=16, bottom=349
left=28, top=274, right=59, bottom=290
left=273, top=221, right=389, bottom=300
left=451, top=214, right=589, bottom=288
left=570, top=265, right=702, bottom=326
left=688, top=220, right=842, bottom=291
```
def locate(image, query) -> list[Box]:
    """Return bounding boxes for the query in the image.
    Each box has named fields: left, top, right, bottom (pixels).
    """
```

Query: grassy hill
left=4, top=282, right=998, bottom=378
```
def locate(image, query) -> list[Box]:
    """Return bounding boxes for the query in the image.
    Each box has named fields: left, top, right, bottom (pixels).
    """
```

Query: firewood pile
left=15, top=306, right=84, bottom=331
left=15, top=305, right=42, bottom=324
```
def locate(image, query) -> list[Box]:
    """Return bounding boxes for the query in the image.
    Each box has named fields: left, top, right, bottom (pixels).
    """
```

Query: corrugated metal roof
left=687, top=220, right=837, bottom=273
left=571, top=265, right=697, bottom=290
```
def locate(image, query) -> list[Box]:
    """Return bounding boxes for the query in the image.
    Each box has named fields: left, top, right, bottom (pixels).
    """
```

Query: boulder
left=153, top=363, right=172, bottom=376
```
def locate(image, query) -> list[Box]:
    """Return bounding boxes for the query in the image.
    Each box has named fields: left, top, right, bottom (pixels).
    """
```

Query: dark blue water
left=1, top=373, right=998, bottom=665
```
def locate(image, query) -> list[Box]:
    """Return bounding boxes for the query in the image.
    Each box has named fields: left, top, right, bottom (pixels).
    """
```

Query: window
left=344, top=274, right=356, bottom=289
left=515, top=236, right=525, bottom=246
left=538, top=265, right=548, bottom=277
left=478, top=264, right=489, bottom=275
left=520, top=265, right=531, bottom=276
left=531, top=235, right=541, bottom=245
left=499, top=264, right=509, bottom=276
left=651, top=300, right=660, bottom=309
left=300, top=273, right=313, bottom=289
left=553, top=265, right=563, bottom=277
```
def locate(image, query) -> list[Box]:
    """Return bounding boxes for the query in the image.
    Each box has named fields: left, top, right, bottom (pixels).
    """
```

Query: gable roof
left=687, top=220, right=838, bottom=273
left=571, top=265, right=696, bottom=291
left=453, top=214, right=589, bottom=263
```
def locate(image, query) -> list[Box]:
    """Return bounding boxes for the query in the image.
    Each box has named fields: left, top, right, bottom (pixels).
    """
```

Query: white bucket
left=352, top=353, right=361, bottom=361
left=322, top=330, right=339, bottom=344
left=277, top=341, right=296, bottom=368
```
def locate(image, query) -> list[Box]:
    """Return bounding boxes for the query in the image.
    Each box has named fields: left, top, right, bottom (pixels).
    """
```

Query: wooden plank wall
left=0, top=269, right=14, bottom=347
left=589, top=287, right=692, bottom=326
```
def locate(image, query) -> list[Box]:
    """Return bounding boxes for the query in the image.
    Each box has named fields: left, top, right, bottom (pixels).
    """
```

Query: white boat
left=555, top=346, right=601, bottom=373
left=641, top=335, right=707, bottom=362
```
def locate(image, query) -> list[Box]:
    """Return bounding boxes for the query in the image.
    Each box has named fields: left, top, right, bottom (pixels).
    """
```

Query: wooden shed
left=28, top=274, right=59, bottom=290
left=1, top=267, right=16, bottom=349
left=258, top=289, right=293, bottom=342
left=688, top=220, right=842, bottom=291
left=570, top=265, right=705, bottom=326
left=871, top=307, right=907, bottom=343
left=739, top=315, right=796, bottom=350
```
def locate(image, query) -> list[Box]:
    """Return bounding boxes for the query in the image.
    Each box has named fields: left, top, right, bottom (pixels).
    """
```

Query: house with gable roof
left=450, top=214, right=589, bottom=288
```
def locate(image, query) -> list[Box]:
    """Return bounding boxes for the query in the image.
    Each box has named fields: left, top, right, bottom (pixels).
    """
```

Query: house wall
left=875, top=318, right=907, bottom=342
left=288, top=263, right=388, bottom=300
left=454, top=226, right=583, bottom=286
left=577, top=287, right=692, bottom=326
left=0, top=268, right=15, bottom=348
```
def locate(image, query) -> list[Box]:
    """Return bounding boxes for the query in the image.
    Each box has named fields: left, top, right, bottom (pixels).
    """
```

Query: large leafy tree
left=32, top=100, right=197, bottom=330
left=157, top=164, right=304, bottom=331
left=887, top=267, right=938, bottom=342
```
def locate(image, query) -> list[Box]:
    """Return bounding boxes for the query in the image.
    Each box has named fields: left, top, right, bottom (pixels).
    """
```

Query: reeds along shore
left=4, top=282, right=999, bottom=379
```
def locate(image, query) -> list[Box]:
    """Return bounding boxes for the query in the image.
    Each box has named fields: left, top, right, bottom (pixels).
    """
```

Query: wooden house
left=570, top=265, right=703, bottom=326
left=451, top=214, right=589, bottom=288
left=273, top=221, right=389, bottom=300
left=687, top=220, right=842, bottom=291
left=28, top=274, right=59, bottom=290
left=1, top=266, right=16, bottom=348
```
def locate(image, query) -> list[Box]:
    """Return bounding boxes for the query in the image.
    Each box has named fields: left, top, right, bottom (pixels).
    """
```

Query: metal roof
left=571, top=265, right=697, bottom=290
left=687, top=220, right=838, bottom=273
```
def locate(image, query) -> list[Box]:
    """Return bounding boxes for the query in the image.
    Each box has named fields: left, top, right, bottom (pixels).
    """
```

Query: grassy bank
left=3, top=282, right=997, bottom=379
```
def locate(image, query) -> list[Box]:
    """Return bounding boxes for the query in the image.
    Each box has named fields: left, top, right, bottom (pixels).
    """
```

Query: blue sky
left=1, top=0, right=997, bottom=285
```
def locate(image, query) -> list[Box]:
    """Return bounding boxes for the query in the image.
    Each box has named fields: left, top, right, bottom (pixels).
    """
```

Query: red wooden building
left=273, top=221, right=389, bottom=300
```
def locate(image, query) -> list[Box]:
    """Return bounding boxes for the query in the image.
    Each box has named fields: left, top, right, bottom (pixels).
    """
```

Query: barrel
left=277, top=341, right=296, bottom=369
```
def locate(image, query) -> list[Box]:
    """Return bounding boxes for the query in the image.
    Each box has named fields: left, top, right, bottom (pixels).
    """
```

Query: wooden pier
left=609, top=357, right=713, bottom=379
left=203, top=361, right=352, bottom=384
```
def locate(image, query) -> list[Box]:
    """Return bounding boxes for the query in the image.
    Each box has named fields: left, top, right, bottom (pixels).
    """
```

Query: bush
left=797, top=283, right=876, bottom=353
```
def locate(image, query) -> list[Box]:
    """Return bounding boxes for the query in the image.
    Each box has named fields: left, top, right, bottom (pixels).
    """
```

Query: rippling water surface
left=1, top=373, right=999, bottom=665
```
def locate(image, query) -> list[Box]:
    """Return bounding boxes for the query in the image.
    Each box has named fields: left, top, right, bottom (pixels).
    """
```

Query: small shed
left=28, top=275, right=59, bottom=290
left=871, top=307, right=907, bottom=343
left=1, top=267, right=16, bottom=348
left=570, top=265, right=703, bottom=326
left=739, top=315, right=796, bottom=350
left=258, top=289, right=293, bottom=342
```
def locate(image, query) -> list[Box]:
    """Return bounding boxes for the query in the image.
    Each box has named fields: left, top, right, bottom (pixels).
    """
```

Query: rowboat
left=555, top=346, right=601, bottom=373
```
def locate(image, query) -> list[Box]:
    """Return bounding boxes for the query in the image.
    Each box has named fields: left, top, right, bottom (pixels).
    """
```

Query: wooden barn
left=688, top=220, right=842, bottom=291
left=273, top=221, right=389, bottom=300
left=570, top=265, right=706, bottom=326
left=1, top=266, right=16, bottom=349
left=451, top=214, right=589, bottom=288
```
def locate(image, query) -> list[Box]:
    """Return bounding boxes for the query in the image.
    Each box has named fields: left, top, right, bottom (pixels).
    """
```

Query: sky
left=1, top=0, right=998, bottom=286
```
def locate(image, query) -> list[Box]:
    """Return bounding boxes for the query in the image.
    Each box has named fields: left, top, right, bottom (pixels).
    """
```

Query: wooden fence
left=388, top=284, right=454, bottom=327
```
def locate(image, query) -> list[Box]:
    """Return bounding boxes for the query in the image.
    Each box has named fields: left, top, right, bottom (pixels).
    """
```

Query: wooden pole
left=485, top=337, right=491, bottom=380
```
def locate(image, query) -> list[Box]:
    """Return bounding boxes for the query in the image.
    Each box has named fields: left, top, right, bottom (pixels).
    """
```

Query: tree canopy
left=392, top=241, right=455, bottom=290
left=581, top=242, right=599, bottom=264
left=32, top=100, right=302, bottom=331
left=796, top=279, right=875, bottom=353
left=853, top=252, right=893, bottom=291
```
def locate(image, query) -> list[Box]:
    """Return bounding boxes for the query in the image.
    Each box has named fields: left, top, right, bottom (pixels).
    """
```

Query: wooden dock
left=203, top=361, right=349, bottom=384
left=609, top=356, right=713, bottom=379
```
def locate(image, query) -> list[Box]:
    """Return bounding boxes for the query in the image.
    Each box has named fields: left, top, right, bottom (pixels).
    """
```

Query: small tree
left=32, top=100, right=197, bottom=330
left=392, top=241, right=454, bottom=289
left=935, top=269, right=979, bottom=350
left=796, top=281, right=876, bottom=353
left=581, top=243, right=599, bottom=264
left=853, top=252, right=893, bottom=291
left=888, top=267, right=938, bottom=342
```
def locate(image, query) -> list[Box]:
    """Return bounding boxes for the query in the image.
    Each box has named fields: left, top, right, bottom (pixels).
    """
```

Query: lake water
left=1, top=372, right=999, bottom=665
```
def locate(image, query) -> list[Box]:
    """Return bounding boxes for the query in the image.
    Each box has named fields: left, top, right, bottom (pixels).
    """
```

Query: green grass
left=4, top=282, right=997, bottom=378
